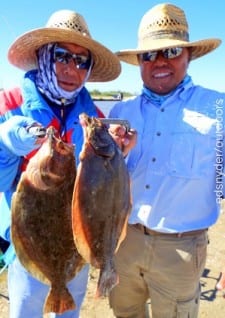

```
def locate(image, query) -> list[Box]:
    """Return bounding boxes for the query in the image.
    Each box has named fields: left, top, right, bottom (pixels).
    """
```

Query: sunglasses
left=139, top=47, right=183, bottom=62
left=53, top=46, right=92, bottom=70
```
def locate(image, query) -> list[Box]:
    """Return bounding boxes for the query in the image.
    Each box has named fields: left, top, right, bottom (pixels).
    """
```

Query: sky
left=0, top=0, right=225, bottom=95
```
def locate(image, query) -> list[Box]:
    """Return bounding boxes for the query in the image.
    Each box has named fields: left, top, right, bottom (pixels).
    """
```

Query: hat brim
left=116, top=38, right=221, bottom=65
left=8, top=28, right=121, bottom=82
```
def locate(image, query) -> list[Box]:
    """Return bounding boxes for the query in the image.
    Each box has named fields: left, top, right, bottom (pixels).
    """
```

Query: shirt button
left=156, top=132, right=161, bottom=136
left=152, top=157, right=156, bottom=162
left=145, top=184, right=150, bottom=189
left=161, top=108, right=165, bottom=112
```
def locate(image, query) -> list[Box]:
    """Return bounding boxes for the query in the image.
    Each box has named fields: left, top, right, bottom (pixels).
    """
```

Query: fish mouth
left=79, top=113, right=101, bottom=130
left=79, top=113, right=116, bottom=158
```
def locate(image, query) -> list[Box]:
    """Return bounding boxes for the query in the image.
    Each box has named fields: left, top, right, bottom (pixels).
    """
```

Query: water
left=94, top=100, right=117, bottom=117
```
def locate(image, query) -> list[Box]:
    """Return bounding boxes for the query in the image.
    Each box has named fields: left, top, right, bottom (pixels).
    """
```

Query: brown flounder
left=72, top=113, right=132, bottom=297
left=11, top=127, right=85, bottom=315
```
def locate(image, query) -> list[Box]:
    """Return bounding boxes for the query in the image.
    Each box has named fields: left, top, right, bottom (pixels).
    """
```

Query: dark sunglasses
left=53, top=46, right=92, bottom=70
left=139, top=47, right=183, bottom=62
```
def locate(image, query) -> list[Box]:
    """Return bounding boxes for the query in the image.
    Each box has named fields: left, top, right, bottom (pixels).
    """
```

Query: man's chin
left=60, top=84, right=78, bottom=92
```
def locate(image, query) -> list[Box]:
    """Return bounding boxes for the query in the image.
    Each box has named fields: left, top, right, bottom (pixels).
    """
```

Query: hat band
left=141, top=30, right=189, bottom=42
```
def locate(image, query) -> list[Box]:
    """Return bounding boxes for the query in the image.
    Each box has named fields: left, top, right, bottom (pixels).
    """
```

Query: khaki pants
left=109, top=224, right=208, bottom=318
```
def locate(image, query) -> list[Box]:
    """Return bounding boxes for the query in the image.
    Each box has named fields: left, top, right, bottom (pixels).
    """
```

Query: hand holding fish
left=0, top=115, right=45, bottom=155
left=108, top=124, right=137, bottom=156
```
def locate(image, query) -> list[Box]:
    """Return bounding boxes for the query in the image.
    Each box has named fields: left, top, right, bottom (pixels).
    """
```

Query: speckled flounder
left=72, top=113, right=132, bottom=297
left=11, top=127, right=85, bottom=315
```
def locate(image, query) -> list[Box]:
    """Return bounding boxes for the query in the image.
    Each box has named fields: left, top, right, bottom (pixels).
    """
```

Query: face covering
left=35, top=43, right=93, bottom=105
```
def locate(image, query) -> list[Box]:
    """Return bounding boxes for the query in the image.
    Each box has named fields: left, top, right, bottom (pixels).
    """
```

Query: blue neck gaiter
left=142, top=74, right=191, bottom=106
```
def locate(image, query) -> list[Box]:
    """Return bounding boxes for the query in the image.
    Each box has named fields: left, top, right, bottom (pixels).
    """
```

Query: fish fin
left=95, top=265, right=119, bottom=298
left=43, top=286, right=76, bottom=314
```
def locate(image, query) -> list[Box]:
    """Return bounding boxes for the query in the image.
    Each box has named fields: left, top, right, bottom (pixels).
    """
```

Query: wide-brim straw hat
left=116, top=3, right=221, bottom=65
left=8, top=10, right=121, bottom=82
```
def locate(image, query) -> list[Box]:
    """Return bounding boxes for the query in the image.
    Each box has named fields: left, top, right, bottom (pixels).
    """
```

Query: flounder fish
left=11, top=127, right=85, bottom=315
left=72, top=113, right=132, bottom=297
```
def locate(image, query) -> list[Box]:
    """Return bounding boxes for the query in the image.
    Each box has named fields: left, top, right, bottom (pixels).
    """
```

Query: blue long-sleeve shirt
left=109, top=78, right=225, bottom=233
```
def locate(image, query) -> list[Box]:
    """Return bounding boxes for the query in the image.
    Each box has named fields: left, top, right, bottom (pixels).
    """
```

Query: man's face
left=138, top=47, right=190, bottom=95
left=54, top=42, right=91, bottom=92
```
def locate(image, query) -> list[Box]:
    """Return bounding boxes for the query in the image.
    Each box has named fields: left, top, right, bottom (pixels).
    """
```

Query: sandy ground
left=1, top=208, right=225, bottom=317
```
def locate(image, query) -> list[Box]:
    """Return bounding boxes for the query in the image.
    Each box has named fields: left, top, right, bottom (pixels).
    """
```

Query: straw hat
left=116, top=3, right=221, bottom=65
left=8, top=10, right=121, bottom=82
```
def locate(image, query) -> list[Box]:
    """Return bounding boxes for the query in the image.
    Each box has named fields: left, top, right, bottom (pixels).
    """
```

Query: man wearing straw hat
left=108, top=3, right=225, bottom=318
left=0, top=9, right=121, bottom=318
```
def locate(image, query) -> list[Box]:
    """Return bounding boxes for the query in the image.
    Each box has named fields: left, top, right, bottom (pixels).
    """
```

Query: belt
left=132, top=223, right=207, bottom=238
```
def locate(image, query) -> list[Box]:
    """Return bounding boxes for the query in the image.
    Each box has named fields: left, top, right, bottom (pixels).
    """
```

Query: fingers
left=108, top=124, right=127, bottom=137
left=216, top=270, right=225, bottom=291
left=216, top=268, right=225, bottom=299
left=109, top=124, right=137, bottom=156
left=122, top=129, right=137, bottom=156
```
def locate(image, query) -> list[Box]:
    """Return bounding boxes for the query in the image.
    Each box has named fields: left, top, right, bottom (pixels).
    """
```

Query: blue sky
left=0, top=0, right=225, bottom=94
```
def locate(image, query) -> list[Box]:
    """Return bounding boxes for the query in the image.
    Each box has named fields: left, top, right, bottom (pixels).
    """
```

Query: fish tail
left=43, top=286, right=76, bottom=314
left=95, top=266, right=119, bottom=298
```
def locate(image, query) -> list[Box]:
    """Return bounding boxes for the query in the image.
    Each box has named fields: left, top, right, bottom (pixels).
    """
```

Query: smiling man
left=108, top=3, right=225, bottom=318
